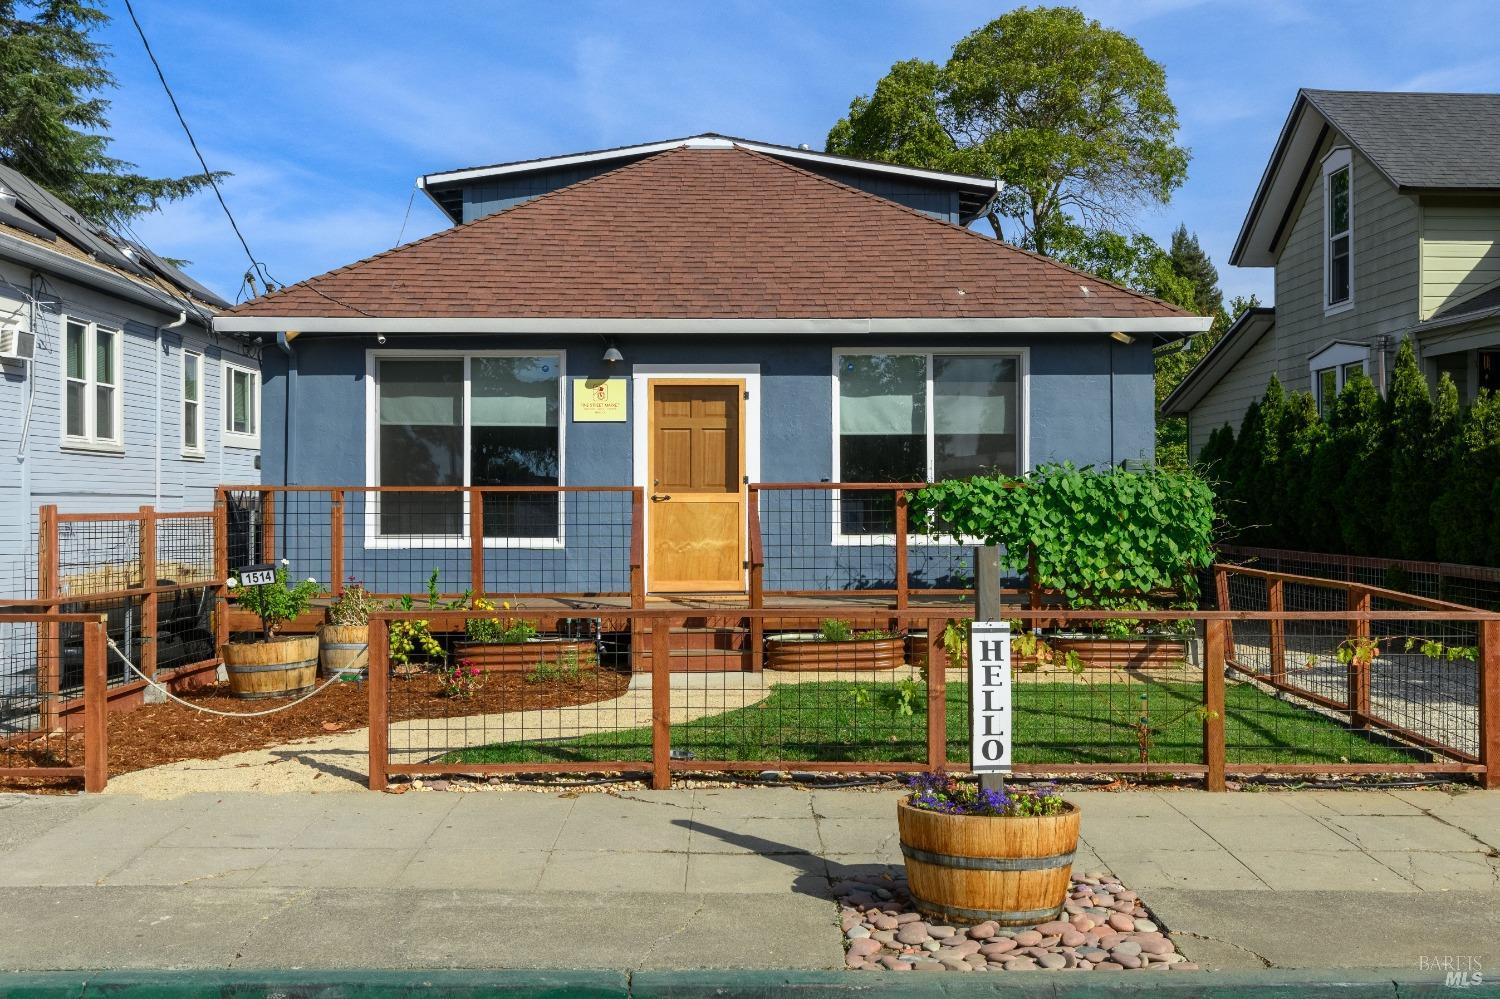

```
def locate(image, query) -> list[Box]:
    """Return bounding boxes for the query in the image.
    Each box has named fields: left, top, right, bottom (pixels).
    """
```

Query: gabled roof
left=1231, top=89, right=1500, bottom=267
left=0, top=162, right=228, bottom=316
left=221, top=145, right=1201, bottom=334
left=1160, top=307, right=1275, bottom=416
left=1420, top=282, right=1500, bottom=334
left=419, top=133, right=1003, bottom=225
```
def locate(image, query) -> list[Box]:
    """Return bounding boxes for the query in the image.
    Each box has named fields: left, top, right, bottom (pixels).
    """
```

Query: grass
left=445, top=677, right=1428, bottom=767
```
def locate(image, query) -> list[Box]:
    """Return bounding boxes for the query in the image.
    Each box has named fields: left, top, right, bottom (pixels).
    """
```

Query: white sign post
left=969, top=620, right=1012, bottom=776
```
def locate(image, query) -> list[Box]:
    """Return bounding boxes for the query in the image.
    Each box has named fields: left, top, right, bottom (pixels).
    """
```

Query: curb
left=0, top=968, right=1496, bottom=997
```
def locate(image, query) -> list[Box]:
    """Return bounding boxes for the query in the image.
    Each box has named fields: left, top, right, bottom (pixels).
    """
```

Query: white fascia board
left=214, top=315, right=1211, bottom=336
left=420, top=135, right=998, bottom=193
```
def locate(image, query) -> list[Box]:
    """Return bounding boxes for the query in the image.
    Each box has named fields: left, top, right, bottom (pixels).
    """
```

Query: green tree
left=1167, top=224, right=1221, bottom=317
left=1309, top=373, right=1387, bottom=555
left=0, top=0, right=222, bottom=228
left=826, top=5, right=1188, bottom=254
left=1154, top=294, right=1258, bottom=470
left=1383, top=340, right=1433, bottom=558
left=1433, top=388, right=1500, bottom=565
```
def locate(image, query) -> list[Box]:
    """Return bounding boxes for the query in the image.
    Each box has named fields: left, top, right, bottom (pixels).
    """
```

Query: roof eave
left=214, top=314, right=1211, bottom=336
left=1160, top=308, right=1275, bottom=416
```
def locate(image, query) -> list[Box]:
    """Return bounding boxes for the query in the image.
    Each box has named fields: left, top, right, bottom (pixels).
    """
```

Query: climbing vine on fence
left=910, top=463, right=1218, bottom=607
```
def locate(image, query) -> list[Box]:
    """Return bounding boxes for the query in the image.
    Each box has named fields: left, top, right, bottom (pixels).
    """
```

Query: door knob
left=651, top=493, right=671, bottom=502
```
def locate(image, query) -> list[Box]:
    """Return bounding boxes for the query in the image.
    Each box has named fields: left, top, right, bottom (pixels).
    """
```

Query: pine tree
left=1433, top=387, right=1500, bottom=565
left=1167, top=224, right=1222, bottom=317
left=0, top=0, right=223, bottom=228
left=1273, top=391, right=1326, bottom=550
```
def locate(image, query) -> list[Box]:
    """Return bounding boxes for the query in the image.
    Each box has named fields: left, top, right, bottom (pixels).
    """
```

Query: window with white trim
left=181, top=350, right=203, bottom=456
left=834, top=350, right=1021, bottom=534
left=223, top=362, right=259, bottom=449
left=1310, top=342, right=1368, bottom=420
left=373, top=352, right=562, bottom=539
left=1324, top=148, right=1353, bottom=310
left=62, top=318, right=123, bottom=449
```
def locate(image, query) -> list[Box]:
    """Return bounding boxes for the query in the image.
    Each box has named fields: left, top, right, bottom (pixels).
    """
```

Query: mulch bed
left=0, top=667, right=631, bottom=793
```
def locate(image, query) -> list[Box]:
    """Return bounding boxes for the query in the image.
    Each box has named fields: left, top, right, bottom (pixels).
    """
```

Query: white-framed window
left=1310, top=341, right=1369, bottom=419
left=60, top=317, right=123, bottom=451
left=181, top=350, right=204, bottom=457
left=223, top=361, right=259, bottom=449
left=365, top=349, right=565, bottom=547
left=832, top=348, right=1027, bottom=538
left=1323, top=147, right=1354, bottom=313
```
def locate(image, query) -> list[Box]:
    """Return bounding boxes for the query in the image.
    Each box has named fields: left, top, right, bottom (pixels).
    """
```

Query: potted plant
left=766, top=618, right=905, bottom=671
left=221, top=561, right=325, bottom=699
left=454, top=598, right=598, bottom=672
left=318, top=577, right=374, bottom=680
left=897, top=773, right=1078, bottom=927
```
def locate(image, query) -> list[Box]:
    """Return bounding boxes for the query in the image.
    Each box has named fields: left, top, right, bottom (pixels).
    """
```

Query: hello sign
left=969, top=620, right=1012, bottom=773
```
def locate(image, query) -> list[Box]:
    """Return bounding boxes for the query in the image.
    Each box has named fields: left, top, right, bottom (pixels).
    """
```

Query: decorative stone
left=928, top=925, right=956, bottom=939
left=967, top=921, right=998, bottom=940
left=1012, top=930, right=1043, bottom=947
left=1107, top=913, right=1135, bottom=932
left=845, top=925, right=870, bottom=940
left=896, top=925, right=929, bottom=946
left=1134, top=919, right=1158, bottom=933
left=979, top=940, right=1018, bottom=958
left=848, top=938, right=882, bottom=958
left=1037, top=954, right=1067, bottom=970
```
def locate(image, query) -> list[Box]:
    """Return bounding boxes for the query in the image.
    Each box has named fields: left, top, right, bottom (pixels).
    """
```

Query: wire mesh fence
left=0, top=613, right=107, bottom=791
left=221, top=486, right=639, bottom=601
left=1221, top=545, right=1500, bottom=611
left=367, top=604, right=1497, bottom=789
left=1215, top=564, right=1487, bottom=763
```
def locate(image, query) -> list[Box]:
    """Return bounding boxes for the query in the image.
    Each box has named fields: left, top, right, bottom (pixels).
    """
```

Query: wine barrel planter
left=453, top=639, right=598, bottom=673
left=317, top=624, right=369, bottom=680
left=221, top=635, right=319, bottom=700
left=765, top=635, right=905, bottom=671
left=897, top=799, right=1080, bottom=927
left=1048, top=635, right=1192, bottom=670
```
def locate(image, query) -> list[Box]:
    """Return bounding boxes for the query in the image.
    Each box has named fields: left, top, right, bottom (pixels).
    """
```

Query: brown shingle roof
left=231, top=146, right=1187, bottom=321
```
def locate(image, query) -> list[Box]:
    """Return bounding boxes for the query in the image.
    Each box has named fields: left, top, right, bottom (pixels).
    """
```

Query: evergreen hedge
left=1198, top=340, right=1500, bottom=566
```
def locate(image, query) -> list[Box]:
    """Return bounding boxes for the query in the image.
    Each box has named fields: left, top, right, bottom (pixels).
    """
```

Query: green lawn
left=445, top=678, right=1427, bottom=767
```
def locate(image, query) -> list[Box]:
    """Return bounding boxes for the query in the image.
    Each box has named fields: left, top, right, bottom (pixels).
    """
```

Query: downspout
left=1108, top=340, right=1117, bottom=466
left=158, top=312, right=187, bottom=507
left=276, top=330, right=294, bottom=546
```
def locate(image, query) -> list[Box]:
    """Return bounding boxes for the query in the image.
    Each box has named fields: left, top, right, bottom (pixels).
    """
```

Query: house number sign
left=236, top=563, right=276, bottom=587
left=969, top=620, right=1012, bottom=773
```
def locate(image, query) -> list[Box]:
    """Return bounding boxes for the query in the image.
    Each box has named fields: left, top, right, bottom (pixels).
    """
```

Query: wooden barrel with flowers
left=897, top=782, right=1080, bottom=927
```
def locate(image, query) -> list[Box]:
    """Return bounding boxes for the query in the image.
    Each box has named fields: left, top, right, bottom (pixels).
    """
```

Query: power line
left=121, top=0, right=264, bottom=287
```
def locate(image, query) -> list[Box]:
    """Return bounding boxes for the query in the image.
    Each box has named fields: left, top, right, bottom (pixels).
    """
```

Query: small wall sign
left=969, top=620, right=1012, bottom=773
left=573, top=377, right=627, bottom=422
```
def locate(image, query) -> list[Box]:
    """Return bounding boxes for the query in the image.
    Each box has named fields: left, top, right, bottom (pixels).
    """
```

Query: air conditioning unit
left=0, top=326, right=35, bottom=362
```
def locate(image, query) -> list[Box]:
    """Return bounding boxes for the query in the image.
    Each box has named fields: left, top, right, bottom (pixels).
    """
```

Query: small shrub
left=818, top=619, right=853, bottom=642
left=328, top=578, right=376, bottom=627
left=390, top=620, right=444, bottom=669
left=465, top=598, right=538, bottom=644
left=525, top=648, right=588, bottom=684
left=904, top=772, right=1068, bottom=817
left=437, top=658, right=482, bottom=698
left=229, top=561, right=323, bottom=640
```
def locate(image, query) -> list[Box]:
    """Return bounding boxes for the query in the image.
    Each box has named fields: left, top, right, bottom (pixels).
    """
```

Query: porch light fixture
left=1109, top=331, right=1136, bottom=345
left=602, top=342, right=624, bottom=364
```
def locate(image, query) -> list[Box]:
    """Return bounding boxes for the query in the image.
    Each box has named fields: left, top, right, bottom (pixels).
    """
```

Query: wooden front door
left=647, top=380, right=745, bottom=593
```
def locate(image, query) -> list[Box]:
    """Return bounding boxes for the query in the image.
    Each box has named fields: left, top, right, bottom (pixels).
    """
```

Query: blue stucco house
left=0, top=164, right=259, bottom=596
left=215, top=135, right=1205, bottom=598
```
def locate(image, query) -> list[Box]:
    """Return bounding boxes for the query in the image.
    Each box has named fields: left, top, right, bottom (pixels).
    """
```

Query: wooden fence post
left=1347, top=587, right=1372, bottom=728
left=1204, top=618, right=1227, bottom=791
left=1267, top=576, right=1286, bottom=685
left=926, top=617, right=948, bottom=771
left=469, top=488, right=485, bottom=598
left=894, top=490, right=909, bottom=614
left=138, top=506, right=157, bottom=680
left=630, top=487, right=646, bottom=608
left=1478, top=620, right=1499, bottom=791
left=1212, top=564, right=1235, bottom=662
left=651, top=616, right=671, bottom=790
left=329, top=489, right=345, bottom=596
left=259, top=490, right=276, bottom=563
left=82, top=617, right=108, bottom=793
left=367, top=615, right=389, bottom=791
left=746, top=486, right=763, bottom=672
left=213, top=489, right=229, bottom=653
left=37, top=504, right=59, bottom=732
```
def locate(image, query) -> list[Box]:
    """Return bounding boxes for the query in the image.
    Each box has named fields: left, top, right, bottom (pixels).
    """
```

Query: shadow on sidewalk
left=672, top=817, right=900, bottom=902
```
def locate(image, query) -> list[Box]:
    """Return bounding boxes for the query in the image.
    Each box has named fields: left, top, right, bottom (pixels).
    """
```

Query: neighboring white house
left=0, top=164, right=260, bottom=596
left=1164, top=90, right=1500, bottom=454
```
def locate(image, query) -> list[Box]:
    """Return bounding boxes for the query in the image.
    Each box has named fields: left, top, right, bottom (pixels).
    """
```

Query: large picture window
left=834, top=349, right=1023, bottom=535
left=372, top=351, right=562, bottom=541
left=61, top=318, right=122, bottom=450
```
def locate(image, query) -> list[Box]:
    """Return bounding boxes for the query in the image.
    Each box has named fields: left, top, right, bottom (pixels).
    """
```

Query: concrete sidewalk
left=0, top=785, right=1496, bottom=974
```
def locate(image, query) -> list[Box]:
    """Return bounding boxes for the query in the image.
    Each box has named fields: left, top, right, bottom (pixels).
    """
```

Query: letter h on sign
left=969, top=620, right=1012, bottom=774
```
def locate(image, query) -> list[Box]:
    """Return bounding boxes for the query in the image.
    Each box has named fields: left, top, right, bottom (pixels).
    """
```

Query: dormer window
left=1323, top=148, right=1353, bottom=312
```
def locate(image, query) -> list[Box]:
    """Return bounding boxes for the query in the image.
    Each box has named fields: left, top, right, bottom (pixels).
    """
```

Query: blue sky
left=97, top=0, right=1500, bottom=307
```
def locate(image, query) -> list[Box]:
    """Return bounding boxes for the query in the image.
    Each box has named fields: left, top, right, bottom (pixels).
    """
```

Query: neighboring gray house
left=0, top=165, right=260, bottom=594
left=1164, top=90, right=1500, bottom=455
left=217, top=134, right=1206, bottom=596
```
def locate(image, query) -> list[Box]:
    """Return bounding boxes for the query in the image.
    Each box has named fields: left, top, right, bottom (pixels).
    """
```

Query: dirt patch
left=0, top=667, right=631, bottom=794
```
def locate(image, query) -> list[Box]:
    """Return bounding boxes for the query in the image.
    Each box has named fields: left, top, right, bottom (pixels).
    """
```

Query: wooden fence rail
left=0, top=613, right=109, bottom=792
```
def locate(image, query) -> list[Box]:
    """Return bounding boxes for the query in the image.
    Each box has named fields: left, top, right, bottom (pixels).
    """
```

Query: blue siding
left=455, top=155, right=963, bottom=225
left=0, top=256, right=260, bottom=596
left=263, top=334, right=1154, bottom=595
